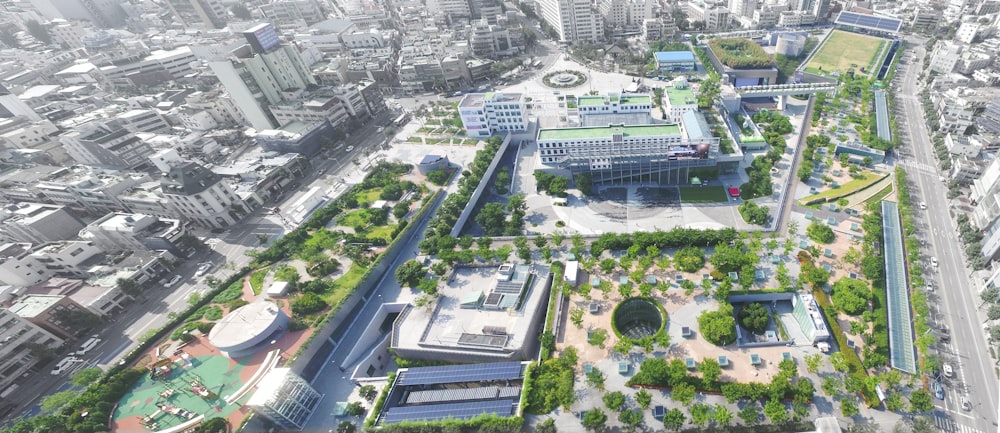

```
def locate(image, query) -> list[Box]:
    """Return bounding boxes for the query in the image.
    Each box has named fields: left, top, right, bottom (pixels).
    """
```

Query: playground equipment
left=155, top=402, right=195, bottom=420
left=149, top=359, right=174, bottom=380
left=189, top=380, right=217, bottom=400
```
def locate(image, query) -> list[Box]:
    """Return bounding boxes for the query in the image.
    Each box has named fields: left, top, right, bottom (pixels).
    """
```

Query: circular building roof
left=208, top=301, right=287, bottom=354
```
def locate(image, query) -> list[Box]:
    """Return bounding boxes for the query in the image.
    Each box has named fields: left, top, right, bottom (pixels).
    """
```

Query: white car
left=165, top=275, right=182, bottom=287
left=919, top=202, right=927, bottom=210
left=51, top=357, right=82, bottom=375
left=195, top=263, right=212, bottom=277
left=943, top=363, right=953, bottom=378
left=346, top=145, right=355, bottom=152
left=931, top=257, right=938, bottom=267
left=75, top=335, right=102, bottom=356
left=961, top=398, right=972, bottom=411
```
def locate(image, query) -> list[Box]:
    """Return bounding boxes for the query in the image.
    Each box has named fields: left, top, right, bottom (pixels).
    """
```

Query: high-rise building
left=164, top=0, right=228, bottom=29
left=259, top=0, right=328, bottom=27
left=599, top=0, right=654, bottom=36
left=208, top=23, right=318, bottom=130
left=59, top=121, right=154, bottom=170
left=27, top=0, right=126, bottom=28
left=534, top=0, right=605, bottom=43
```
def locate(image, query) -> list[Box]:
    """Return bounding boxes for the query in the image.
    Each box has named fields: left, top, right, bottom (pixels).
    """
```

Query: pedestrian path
left=934, top=415, right=984, bottom=433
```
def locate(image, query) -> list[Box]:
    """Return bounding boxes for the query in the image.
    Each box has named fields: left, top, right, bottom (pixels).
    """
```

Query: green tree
left=713, top=404, right=733, bottom=426
left=476, top=202, right=508, bottom=236
left=603, top=391, right=626, bottom=411
left=570, top=308, right=585, bottom=328
left=698, top=357, right=722, bottom=385
left=804, top=353, right=824, bottom=373
left=697, top=306, right=737, bottom=346
left=674, top=246, right=706, bottom=272
left=395, top=259, right=426, bottom=287
left=738, top=403, right=760, bottom=426
left=670, top=382, right=696, bottom=405
left=619, top=408, right=643, bottom=430
left=359, top=385, right=378, bottom=402
left=764, top=399, right=788, bottom=424
left=41, top=390, right=78, bottom=411
left=840, top=396, right=860, bottom=417
left=536, top=418, right=557, bottom=433
left=426, top=169, right=450, bottom=185
left=831, top=277, right=873, bottom=315
left=909, top=389, right=934, bottom=413
left=690, top=402, right=712, bottom=427
left=738, top=302, right=770, bottom=333
left=806, top=220, right=836, bottom=244
left=581, top=409, right=608, bottom=432
left=70, top=368, right=102, bottom=387
left=662, top=408, right=686, bottom=431
left=586, top=368, right=606, bottom=391
left=634, top=388, right=652, bottom=409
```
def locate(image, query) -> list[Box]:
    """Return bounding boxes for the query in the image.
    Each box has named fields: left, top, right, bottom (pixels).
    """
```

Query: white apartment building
left=535, top=0, right=605, bottom=43
left=268, top=86, right=369, bottom=128
left=0, top=308, right=64, bottom=396
left=0, top=203, right=84, bottom=244
left=164, top=0, right=228, bottom=29
left=80, top=212, right=186, bottom=254
left=119, top=181, right=175, bottom=219
left=973, top=158, right=1000, bottom=261
left=930, top=40, right=964, bottom=74
left=753, top=2, right=788, bottom=28
left=99, top=47, right=199, bottom=84
left=118, top=109, right=171, bottom=134
left=0, top=241, right=101, bottom=287
left=599, top=0, right=654, bottom=36
left=729, top=0, right=759, bottom=18
left=31, top=167, right=149, bottom=215
left=160, top=162, right=246, bottom=229
left=60, top=122, right=154, bottom=170
left=0, top=118, right=59, bottom=150
left=458, top=92, right=528, bottom=138
left=688, top=0, right=731, bottom=31
left=778, top=10, right=816, bottom=26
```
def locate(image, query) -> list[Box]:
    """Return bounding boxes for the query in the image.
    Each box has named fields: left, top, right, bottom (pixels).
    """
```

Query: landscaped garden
left=707, top=38, right=775, bottom=70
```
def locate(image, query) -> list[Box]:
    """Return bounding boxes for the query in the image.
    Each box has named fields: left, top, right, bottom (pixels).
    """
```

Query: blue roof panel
left=655, top=51, right=696, bottom=62
left=396, top=361, right=524, bottom=386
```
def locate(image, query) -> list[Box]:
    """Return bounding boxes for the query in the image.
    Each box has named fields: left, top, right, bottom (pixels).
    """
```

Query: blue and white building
left=654, top=51, right=697, bottom=71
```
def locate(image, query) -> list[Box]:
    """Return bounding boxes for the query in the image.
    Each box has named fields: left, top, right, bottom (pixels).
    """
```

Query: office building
left=534, top=0, right=605, bottom=43
left=160, top=161, right=247, bottom=229
left=164, top=0, right=228, bottom=29
left=687, top=0, right=731, bottom=31
left=575, top=93, right=652, bottom=115
left=599, top=0, right=654, bottom=36
left=654, top=51, right=697, bottom=72
left=260, top=0, right=328, bottom=27
left=208, top=23, right=318, bottom=130
left=458, top=92, right=528, bottom=138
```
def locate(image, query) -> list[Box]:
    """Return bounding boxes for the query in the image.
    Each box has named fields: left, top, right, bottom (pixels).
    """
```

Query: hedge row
left=811, top=286, right=878, bottom=404
left=364, top=371, right=396, bottom=428
left=589, top=228, right=739, bottom=256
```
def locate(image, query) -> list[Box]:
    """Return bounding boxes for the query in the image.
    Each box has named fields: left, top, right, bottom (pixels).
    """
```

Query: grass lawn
left=805, top=30, right=888, bottom=75
left=863, top=184, right=894, bottom=207
left=366, top=225, right=396, bottom=242
left=799, top=172, right=886, bottom=205
left=249, top=269, right=268, bottom=295
left=325, top=263, right=367, bottom=305
left=679, top=186, right=729, bottom=203
left=337, top=209, right=369, bottom=227
left=406, top=137, right=422, bottom=143
left=355, top=188, right=382, bottom=206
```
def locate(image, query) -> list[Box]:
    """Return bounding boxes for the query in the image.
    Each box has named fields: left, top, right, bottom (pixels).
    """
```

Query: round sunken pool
left=612, top=298, right=665, bottom=339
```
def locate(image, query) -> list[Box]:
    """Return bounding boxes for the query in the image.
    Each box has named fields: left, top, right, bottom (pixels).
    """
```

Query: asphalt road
left=893, top=39, right=999, bottom=432
left=4, top=109, right=397, bottom=426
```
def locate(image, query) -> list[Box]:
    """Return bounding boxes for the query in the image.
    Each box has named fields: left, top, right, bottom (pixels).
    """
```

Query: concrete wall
left=451, top=134, right=512, bottom=237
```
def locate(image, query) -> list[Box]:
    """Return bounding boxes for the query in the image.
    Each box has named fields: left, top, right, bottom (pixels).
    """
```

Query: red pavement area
left=111, top=273, right=316, bottom=432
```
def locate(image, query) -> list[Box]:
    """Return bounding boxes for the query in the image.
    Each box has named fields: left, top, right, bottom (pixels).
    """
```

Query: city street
left=894, top=39, right=999, bottom=432
left=3, top=109, right=396, bottom=426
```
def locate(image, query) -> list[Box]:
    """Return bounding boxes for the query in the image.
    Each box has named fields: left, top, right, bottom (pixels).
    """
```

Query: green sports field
left=804, top=30, right=888, bottom=76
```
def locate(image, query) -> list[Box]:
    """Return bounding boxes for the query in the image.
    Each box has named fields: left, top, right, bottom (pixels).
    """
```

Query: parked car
left=932, top=381, right=944, bottom=400
left=961, top=398, right=972, bottom=411
left=165, top=275, right=182, bottom=287
left=943, top=363, right=954, bottom=378
left=346, top=145, right=355, bottom=152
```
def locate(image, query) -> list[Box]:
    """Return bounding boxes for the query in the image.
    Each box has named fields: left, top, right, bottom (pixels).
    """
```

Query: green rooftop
left=578, top=96, right=606, bottom=107
left=538, top=124, right=681, bottom=141
left=621, top=95, right=651, bottom=105
left=665, top=86, right=696, bottom=106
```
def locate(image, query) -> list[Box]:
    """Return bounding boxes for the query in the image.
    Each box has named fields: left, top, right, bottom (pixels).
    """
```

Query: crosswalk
left=934, top=415, right=983, bottom=433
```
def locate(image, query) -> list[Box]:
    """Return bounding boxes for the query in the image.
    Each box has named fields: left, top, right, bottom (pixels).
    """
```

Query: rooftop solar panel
left=835, top=11, right=901, bottom=32
left=383, top=399, right=516, bottom=424
left=397, top=361, right=524, bottom=386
